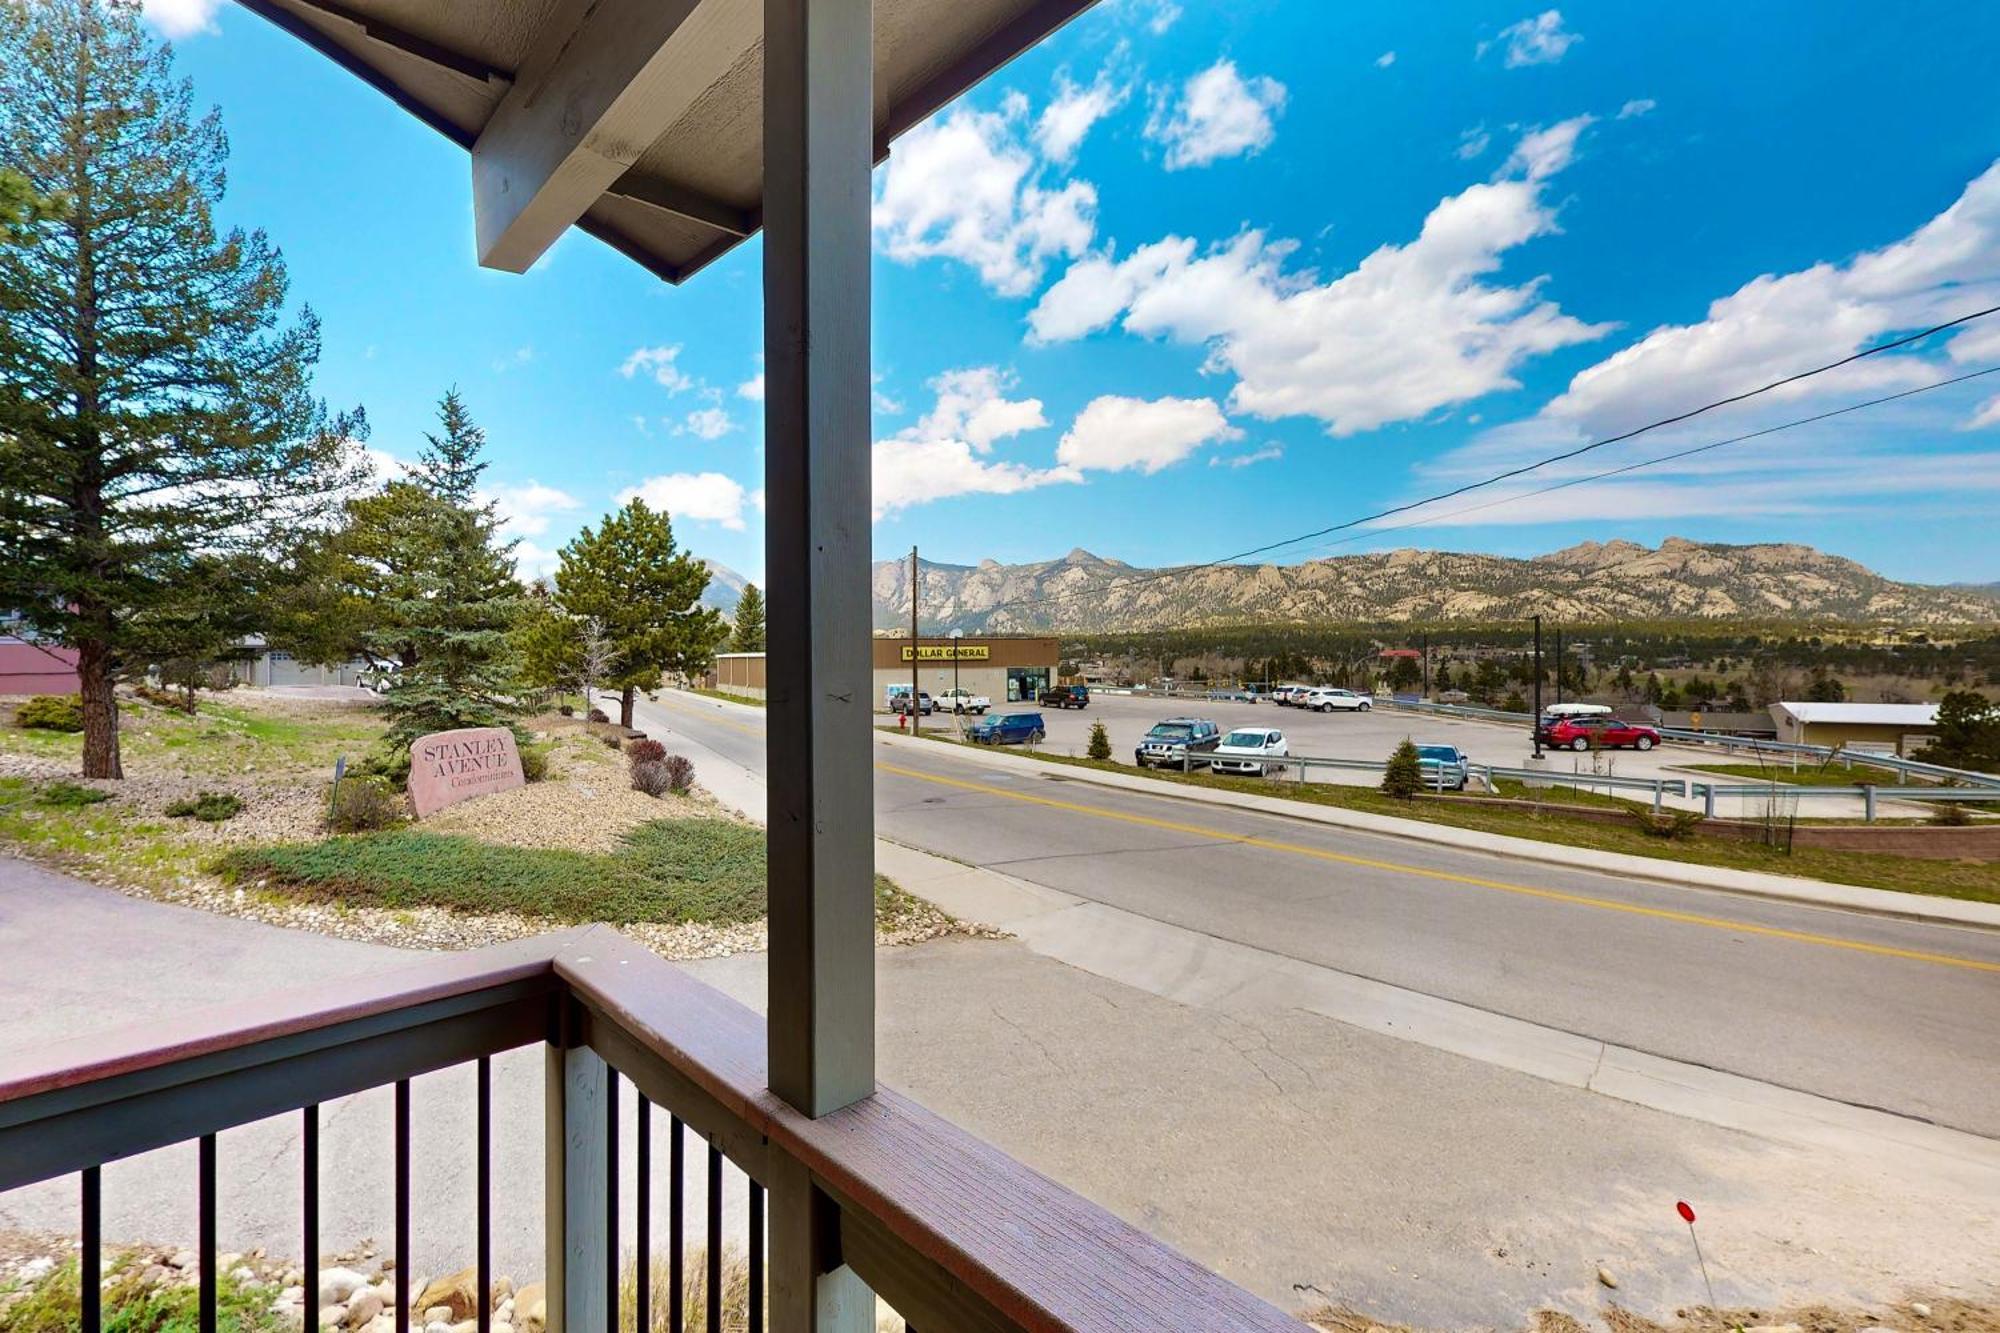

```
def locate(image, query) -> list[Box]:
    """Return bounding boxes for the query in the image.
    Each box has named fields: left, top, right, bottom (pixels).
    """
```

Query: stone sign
left=407, top=726, right=524, bottom=817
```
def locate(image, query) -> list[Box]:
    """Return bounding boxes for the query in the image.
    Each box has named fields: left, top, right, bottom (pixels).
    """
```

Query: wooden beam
left=280, top=0, right=511, bottom=87
left=605, top=172, right=758, bottom=239
left=545, top=1041, right=610, bottom=1333
left=471, top=0, right=760, bottom=273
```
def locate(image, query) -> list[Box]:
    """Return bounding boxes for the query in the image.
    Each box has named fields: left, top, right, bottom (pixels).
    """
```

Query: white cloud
left=617, top=472, right=754, bottom=530
left=737, top=370, right=765, bottom=401
left=619, top=345, right=695, bottom=393
left=1969, top=396, right=2000, bottom=430
left=491, top=345, right=534, bottom=374
left=682, top=407, right=734, bottom=440
left=1147, top=60, right=1288, bottom=171
left=871, top=368, right=1077, bottom=516
left=873, top=102, right=1097, bottom=296
left=484, top=480, right=581, bottom=537
left=1488, top=10, right=1580, bottom=67
left=1542, top=158, right=2000, bottom=438
left=142, top=0, right=221, bottom=38
left=1029, top=122, right=1615, bottom=435
left=1617, top=98, right=1657, bottom=120
left=1210, top=444, right=1285, bottom=468
left=513, top=542, right=561, bottom=580
left=1375, top=51, right=1397, bottom=69
left=1115, top=0, right=1180, bottom=34
left=1056, top=395, right=1241, bottom=474
left=1500, top=114, right=1594, bottom=181
left=1457, top=125, right=1492, bottom=161
left=1036, top=61, right=1131, bottom=164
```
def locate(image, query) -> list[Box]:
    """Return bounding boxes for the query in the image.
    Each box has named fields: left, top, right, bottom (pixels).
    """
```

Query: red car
left=1537, top=715, right=1660, bottom=752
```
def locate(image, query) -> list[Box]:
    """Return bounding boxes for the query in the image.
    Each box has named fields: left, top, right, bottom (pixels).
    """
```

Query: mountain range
left=868, top=539, right=2000, bottom=633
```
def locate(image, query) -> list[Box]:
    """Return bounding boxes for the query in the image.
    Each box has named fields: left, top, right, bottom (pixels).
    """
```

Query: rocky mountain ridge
left=869, top=539, right=1999, bottom=632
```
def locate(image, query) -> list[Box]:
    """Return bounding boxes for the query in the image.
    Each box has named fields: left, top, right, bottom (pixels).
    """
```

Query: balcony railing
left=0, top=924, right=1306, bottom=1332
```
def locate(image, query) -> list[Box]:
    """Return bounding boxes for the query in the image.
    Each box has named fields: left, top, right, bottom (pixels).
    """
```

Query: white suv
left=1302, top=687, right=1371, bottom=713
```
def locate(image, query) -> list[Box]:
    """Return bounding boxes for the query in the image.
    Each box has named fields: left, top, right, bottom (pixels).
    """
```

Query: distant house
left=228, top=638, right=379, bottom=689
left=0, top=614, right=79, bottom=695
left=1767, top=701, right=1939, bottom=756
left=1646, top=707, right=1779, bottom=739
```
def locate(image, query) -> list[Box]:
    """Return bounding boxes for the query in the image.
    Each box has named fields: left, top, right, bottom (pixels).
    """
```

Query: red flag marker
left=1678, top=1201, right=1717, bottom=1309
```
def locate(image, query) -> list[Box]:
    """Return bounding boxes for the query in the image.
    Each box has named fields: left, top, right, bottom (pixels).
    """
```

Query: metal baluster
left=705, top=1142, right=720, bottom=1333
left=606, top=1070, right=619, bottom=1332
left=636, top=1093, right=651, bottom=1333
left=669, top=1117, right=684, bottom=1333
left=81, top=1166, right=101, bottom=1333
left=395, top=1079, right=410, bottom=1333
left=199, top=1133, right=217, bottom=1333
left=304, top=1105, right=319, bottom=1333
left=747, top=1179, right=763, bottom=1333
left=477, top=1060, right=491, bottom=1333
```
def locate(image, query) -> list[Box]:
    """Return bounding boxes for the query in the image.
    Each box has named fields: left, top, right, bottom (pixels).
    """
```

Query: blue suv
left=969, top=711, right=1046, bottom=746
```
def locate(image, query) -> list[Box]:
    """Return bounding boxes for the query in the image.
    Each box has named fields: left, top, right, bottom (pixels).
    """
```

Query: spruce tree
left=553, top=498, right=725, bottom=727
left=0, top=0, right=362, bottom=776
left=374, top=391, right=527, bottom=755
left=731, top=582, right=766, bottom=652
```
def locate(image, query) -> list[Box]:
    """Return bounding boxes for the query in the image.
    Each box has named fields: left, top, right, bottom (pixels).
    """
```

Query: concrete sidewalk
left=875, top=729, right=2000, bottom=930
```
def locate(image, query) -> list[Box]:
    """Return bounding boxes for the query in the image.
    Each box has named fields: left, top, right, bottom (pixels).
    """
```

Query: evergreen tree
left=1382, top=738, right=1423, bottom=799
left=0, top=0, right=362, bottom=776
left=731, top=582, right=766, bottom=653
left=553, top=497, right=725, bottom=727
left=1086, top=720, right=1112, bottom=761
left=1918, top=691, right=2000, bottom=769
left=374, top=392, right=526, bottom=754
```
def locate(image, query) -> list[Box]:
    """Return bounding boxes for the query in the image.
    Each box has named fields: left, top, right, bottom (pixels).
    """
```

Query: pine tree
left=1382, top=738, right=1423, bottom=799
left=731, top=583, right=766, bottom=653
left=553, top=498, right=726, bottom=727
left=0, top=0, right=363, bottom=776
left=374, top=392, right=527, bottom=755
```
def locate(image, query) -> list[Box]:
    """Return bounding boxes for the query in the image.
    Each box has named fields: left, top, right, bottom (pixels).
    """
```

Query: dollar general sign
left=901, top=644, right=990, bottom=661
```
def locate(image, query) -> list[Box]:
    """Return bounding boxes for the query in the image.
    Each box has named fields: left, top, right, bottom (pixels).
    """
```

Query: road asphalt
left=633, top=689, right=2000, bottom=1139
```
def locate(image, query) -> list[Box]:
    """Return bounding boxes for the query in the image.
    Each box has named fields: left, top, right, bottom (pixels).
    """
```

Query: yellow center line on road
left=875, top=760, right=2000, bottom=976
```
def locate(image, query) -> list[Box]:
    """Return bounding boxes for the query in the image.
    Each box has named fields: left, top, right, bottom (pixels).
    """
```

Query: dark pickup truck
left=1038, top=685, right=1090, bottom=709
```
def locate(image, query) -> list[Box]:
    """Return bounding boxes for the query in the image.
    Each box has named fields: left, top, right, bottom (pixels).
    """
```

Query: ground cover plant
left=220, top=817, right=924, bottom=928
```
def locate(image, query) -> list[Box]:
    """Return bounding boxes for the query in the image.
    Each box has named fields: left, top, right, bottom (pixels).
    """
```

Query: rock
left=365, top=1318, right=391, bottom=1333
left=514, top=1281, right=547, bottom=1333
left=170, top=1250, right=198, bottom=1271
left=425, top=1324, right=451, bottom=1333
left=1911, top=1305, right=1933, bottom=1320
left=320, top=1268, right=370, bottom=1306
left=492, top=1323, right=513, bottom=1333
left=449, top=1322, right=476, bottom=1333
left=1744, top=1325, right=1803, bottom=1333
left=491, top=1275, right=515, bottom=1308
left=231, top=1265, right=257, bottom=1284
left=318, top=1304, right=347, bottom=1329
left=416, top=1266, right=481, bottom=1322
left=277, top=1286, right=306, bottom=1307
left=19, top=1257, right=54, bottom=1283
left=141, top=1265, right=172, bottom=1286
left=1596, top=1267, right=1618, bottom=1290
left=345, top=1288, right=384, bottom=1328
left=424, top=1306, right=454, bottom=1325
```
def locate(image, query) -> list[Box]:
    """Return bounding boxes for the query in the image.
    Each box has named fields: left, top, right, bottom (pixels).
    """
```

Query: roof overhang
left=235, top=0, right=1099, bottom=283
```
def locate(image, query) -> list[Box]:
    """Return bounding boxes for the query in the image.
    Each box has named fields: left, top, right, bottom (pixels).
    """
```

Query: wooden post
left=763, top=0, right=878, bottom=1324
left=545, top=1041, right=610, bottom=1333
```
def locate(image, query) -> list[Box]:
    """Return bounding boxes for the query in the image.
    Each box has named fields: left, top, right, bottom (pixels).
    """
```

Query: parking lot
left=898, top=691, right=1871, bottom=817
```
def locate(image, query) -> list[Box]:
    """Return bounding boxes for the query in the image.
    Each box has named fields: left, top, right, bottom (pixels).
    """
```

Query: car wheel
left=1358, top=701, right=1371, bottom=711
left=1636, top=736, right=1655, bottom=751
left=1571, top=737, right=1589, bottom=752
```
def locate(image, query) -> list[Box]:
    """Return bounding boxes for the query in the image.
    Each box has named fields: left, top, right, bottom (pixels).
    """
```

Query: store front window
left=1007, top=667, right=1050, bottom=702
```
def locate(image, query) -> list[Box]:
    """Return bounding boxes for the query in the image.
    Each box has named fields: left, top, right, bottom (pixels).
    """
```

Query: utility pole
left=1555, top=626, right=1564, bottom=706
left=909, top=545, right=920, bottom=737
left=1422, top=632, right=1430, bottom=699
left=1531, top=615, right=1544, bottom=758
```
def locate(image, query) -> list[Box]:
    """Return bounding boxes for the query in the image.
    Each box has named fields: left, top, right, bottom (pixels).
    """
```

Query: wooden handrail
left=0, top=926, right=1307, bottom=1332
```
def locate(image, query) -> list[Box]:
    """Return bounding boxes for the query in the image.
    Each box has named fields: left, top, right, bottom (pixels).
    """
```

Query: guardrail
left=0, top=927, right=1305, bottom=1333
left=1186, top=749, right=1689, bottom=811
left=1688, top=782, right=2000, bottom=822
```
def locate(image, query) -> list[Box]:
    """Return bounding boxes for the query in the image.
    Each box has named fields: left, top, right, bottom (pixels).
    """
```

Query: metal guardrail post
left=1702, top=784, right=1716, bottom=820
left=1652, top=781, right=1663, bottom=814
left=1864, top=786, right=1877, bottom=823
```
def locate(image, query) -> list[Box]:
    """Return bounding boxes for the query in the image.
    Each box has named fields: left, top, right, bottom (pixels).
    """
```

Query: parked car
left=356, top=657, right=401, bottom=695
left=1537, top=715, right=1660, bottom=751
left=1415, top=743, right=1471, bottom=791
left=1303, top=687, right=1372, bottom=713
left=1204, top=687, right=1258, bottom=704
left=934, top=687, right=990, bottom=714
left=969, top=711, right=1045, bottom=745
left=1212, top=727, right=1288, bottom=775
left=1135, top=717, right=1222, bottom=768
left=1272, top=685, right=1309, bottom=707
left=1038, top=685, right=1090, bottom=709
left=889, top=690, right=934, bottom=716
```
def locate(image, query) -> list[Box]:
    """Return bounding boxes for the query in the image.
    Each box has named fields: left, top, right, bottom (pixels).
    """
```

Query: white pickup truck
left=933, top=688, right=991, bottom=714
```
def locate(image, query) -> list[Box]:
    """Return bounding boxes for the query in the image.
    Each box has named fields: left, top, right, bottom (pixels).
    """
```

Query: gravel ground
left=1, top=701, right=970, bottom=958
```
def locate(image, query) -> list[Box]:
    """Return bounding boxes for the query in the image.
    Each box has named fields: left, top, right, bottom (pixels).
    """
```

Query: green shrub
left=356, top=744, right=413, bottom=790
left=327, top=775, right=407, bottom=833
left=1629, top=807, right=1704, bottom=840
left=165, top=791, right=243, bottom=822
left=1929, top=800, right=1973, bottom=827
left=519, top=744, right=549, bottom=783
left=0, top=1256, right=288, bottom=1333
left=37, top=780, right=110, bottom=808
left=1381, top=739, right=1423, bottom=799
left=15, top=694, right=83, bottom=732
left=1086, top=720, right=1112, bottom=761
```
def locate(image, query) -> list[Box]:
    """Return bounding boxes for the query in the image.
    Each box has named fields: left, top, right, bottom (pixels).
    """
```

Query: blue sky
left=149, top=0, right=2000, bottom=587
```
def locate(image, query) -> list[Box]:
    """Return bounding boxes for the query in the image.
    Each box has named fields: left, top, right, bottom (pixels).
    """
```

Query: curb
left=875, top=730, right=2000, bottom=932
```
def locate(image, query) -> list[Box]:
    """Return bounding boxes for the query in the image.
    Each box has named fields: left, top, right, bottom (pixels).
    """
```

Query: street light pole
left=950, top=627, right=962, bottom=729
left=909, top=545, right=919, bottom=737
left=1531, top=614, right=1544, bottom=759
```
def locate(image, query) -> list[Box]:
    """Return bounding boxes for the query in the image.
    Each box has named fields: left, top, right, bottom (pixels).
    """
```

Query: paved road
left=637, top=690, right=2000, bottom=1138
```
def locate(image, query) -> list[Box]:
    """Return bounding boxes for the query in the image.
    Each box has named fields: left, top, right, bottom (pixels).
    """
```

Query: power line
left=966, top=302, right=2000, bottom=621
left=1294, top=363, right=2000, bottom=556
